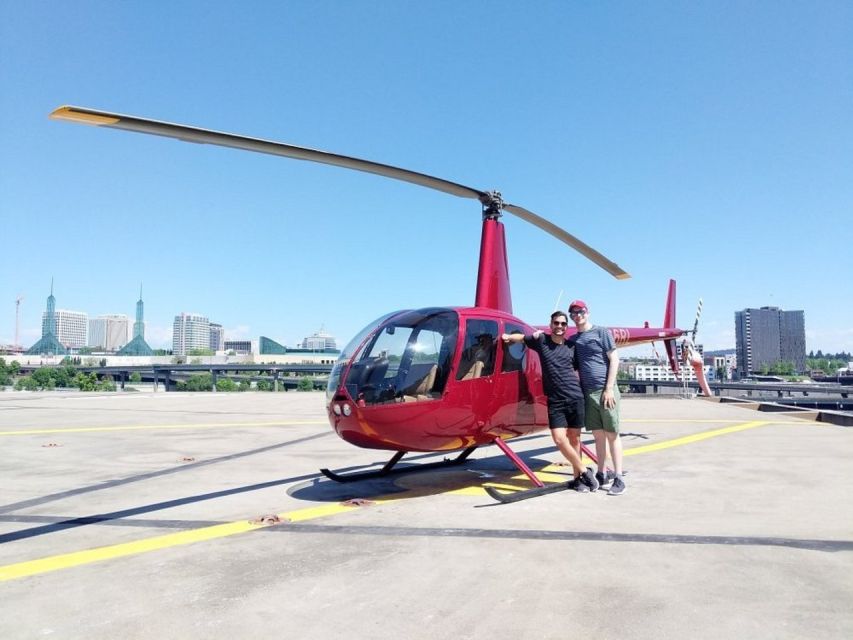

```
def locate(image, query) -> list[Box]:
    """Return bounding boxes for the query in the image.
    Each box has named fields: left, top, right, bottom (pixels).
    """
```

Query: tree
left=74, top=372, right=98, bottom=391
left=129, top=372, right=142, bottom=383
left=297, top=378, right=314, bottom=392
left=215, top=378, right=238, bottom=392
left=183, top=373, right=213, bottom=391
left=15, top=376, right=39, bottom=391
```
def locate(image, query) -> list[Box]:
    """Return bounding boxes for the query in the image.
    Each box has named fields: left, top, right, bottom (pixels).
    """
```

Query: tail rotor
left=681, top=297, right=711, bottom=397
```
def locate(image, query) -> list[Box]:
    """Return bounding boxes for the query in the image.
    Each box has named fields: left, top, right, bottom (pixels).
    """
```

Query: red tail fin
left=663, top=279, right=679, bottom=372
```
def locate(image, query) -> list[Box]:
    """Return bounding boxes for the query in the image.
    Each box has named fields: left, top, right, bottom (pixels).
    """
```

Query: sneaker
left=595, top=470, right=613, bottom=488
left=607, top=476, right=626, bottom=496
left=567, top=477, right=590, bottom=493
left=580, top=468, right=599, bottom=492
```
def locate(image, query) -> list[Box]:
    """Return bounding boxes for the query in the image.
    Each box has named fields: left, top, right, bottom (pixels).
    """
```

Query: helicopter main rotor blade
left=503, top=203, right=630, bottom=279
left=51, top=105, right=630, bottom=279
left=50, top=106, right=484, bottom=202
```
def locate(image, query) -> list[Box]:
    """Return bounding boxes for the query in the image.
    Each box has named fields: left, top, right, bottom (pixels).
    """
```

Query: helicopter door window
left=456, top=319, right=499, bottom=380
left=399, top=328, right=445, bottom=401
left=501, top=322, right=527, bottom=373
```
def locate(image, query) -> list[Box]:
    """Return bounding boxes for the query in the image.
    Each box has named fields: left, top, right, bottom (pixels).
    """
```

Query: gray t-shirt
left=568, top=326, right=615, bottom=393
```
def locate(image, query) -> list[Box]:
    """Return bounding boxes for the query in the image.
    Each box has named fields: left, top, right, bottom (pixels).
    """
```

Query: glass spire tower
left=26, top=278, right=68, bottom=355
left=117, top=284, right=154, bottom=356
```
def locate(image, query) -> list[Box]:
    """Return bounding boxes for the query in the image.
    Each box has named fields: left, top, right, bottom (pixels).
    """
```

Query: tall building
left=89, top=314, right=129, bottom=351
left=118, top=285, right=154, bottom=356
left=209, top=323, right=224, bottom=352
left=46, top=310, right=88, bottom=349
left=173, top=313, right=210, bottom=356
left=735, top=307, right=806, bottom=376
left=301, top=328, right=337, bottom=351
left=26, top=279, right=67, bottom=355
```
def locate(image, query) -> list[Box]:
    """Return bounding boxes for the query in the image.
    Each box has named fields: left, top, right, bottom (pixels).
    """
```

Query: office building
left=210, top=323, right=224, bottom=352
left=301, top=329, right=337, bottom=351
left=45, top=310, right=88, bottom=349
left=633, top=363, right=716, bottom=382
left=172, top=313, right=210, bottom=356
left=735, top=307, right=806, bottom=376
left=224, top=340, right=252, bottom=355
left=89, top=314, right=129, bottom=351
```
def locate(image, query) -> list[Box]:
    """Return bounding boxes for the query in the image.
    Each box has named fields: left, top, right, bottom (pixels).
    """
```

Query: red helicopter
left=51, top=106, right=707, bottom=501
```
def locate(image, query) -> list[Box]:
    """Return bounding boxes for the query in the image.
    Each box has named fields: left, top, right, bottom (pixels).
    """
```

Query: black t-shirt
left=524, top=334, right=583, bottom=402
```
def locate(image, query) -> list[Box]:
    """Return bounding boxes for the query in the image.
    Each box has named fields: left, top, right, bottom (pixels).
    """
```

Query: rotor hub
left=480, top=191, right=504, bottom=220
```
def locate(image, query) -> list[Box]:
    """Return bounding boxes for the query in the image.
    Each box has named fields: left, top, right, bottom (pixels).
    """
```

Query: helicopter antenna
left=50, top=105, right=631, bottom=280
left=553, top=290, right=563, bottom=312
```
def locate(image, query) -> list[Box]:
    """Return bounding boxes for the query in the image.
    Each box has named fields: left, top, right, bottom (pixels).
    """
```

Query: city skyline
left=16, top=280, right=335, bottom=353
left=2, top=3, right=851, bottom=355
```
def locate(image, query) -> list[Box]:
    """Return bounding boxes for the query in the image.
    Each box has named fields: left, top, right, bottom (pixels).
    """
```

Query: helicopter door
left=493, top=321, right=541, bottom=430
left=448, top=319, right=500, bottom=429
left=456, top=319, right=499, bottom=382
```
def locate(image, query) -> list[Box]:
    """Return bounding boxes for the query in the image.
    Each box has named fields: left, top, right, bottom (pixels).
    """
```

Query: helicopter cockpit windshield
left=329, top=308, right=459, bottom=406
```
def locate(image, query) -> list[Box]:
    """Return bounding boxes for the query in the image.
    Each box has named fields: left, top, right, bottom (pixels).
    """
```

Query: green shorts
left=584, top=387, right=620, bottom=433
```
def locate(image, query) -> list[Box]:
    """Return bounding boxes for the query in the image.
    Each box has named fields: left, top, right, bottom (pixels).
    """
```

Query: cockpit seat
left=459, top=359, right=484, bottom=381
left=401, top=364, right=438, bottom=402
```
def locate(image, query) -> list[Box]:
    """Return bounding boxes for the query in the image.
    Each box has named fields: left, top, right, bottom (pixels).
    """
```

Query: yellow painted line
left=0, top=501, right=366, bottom=582
left=469, top=420, right=780, bottom=497
left=0, top=421, right=328, bottom=436
left=623, top=418, right=752, bottom=423
left=621, top=420, right=774, bottom=456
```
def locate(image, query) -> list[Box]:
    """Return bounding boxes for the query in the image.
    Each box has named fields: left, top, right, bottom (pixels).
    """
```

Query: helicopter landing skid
left=320, top=446, right=478, bottom=483
left=485, top=481, right=571, bottom=504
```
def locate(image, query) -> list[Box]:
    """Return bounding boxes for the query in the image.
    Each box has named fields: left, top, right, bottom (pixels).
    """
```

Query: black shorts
left=547, top=398, right=584, bottom=429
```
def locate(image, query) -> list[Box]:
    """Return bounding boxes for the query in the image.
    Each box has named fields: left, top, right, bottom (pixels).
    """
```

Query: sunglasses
left=552, top=321, right=568, bottom=326
left=569, top=310, right=587, bottom=316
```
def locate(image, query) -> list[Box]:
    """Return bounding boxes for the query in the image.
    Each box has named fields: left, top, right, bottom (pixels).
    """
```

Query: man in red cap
left=567, top=299, right=626, bottom=495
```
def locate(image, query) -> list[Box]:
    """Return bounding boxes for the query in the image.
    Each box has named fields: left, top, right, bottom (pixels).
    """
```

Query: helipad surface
left=1, top=391, right=851, bottom=639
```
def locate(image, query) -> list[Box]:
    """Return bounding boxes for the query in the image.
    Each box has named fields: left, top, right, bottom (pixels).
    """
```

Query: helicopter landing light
left=342, top=404, right=352, bottom=417
left=332, top=404, right=342, bottom=416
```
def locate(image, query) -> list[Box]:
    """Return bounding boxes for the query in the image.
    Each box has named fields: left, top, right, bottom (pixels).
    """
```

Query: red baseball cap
left=568, top=299, right=588, bottom=312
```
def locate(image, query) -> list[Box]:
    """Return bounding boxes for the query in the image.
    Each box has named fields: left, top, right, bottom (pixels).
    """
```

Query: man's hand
left=601, top=388, right=616, bottom=409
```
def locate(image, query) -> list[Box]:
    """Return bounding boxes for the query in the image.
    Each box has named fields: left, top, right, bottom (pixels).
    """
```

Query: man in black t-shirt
left=502, top=311, right=599, bottom=493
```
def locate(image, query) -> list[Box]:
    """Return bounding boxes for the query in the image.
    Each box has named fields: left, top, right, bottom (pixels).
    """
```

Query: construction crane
left=15, top=295, right=24, bottom=348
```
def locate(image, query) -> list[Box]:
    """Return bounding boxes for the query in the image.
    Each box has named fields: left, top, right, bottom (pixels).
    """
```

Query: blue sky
left=2, top=1, right=851, bottom=355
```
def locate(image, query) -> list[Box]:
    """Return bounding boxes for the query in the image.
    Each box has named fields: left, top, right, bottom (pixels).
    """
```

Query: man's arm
left=601, top=348, right=620, bottom=409
left=501, top=330, right=541, bottom=344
